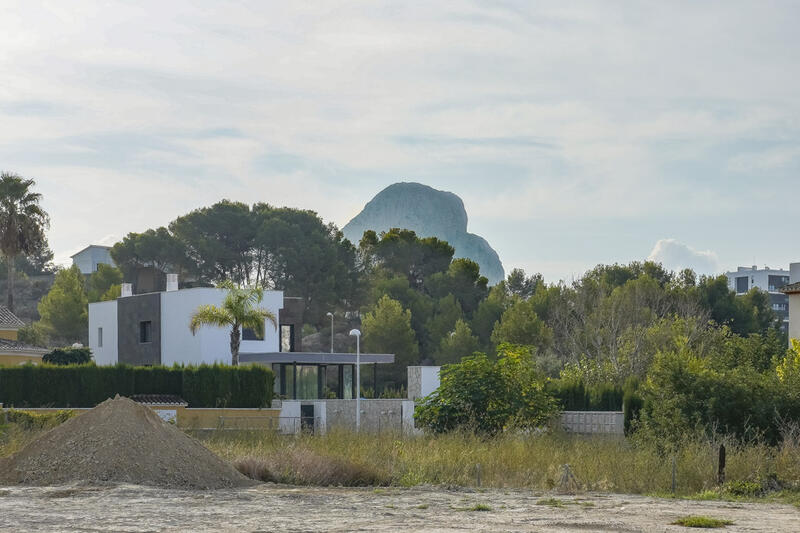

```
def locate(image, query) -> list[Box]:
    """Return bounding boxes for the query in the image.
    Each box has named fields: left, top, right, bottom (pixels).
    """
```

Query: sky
left=1, top=1, right=798, bottom=283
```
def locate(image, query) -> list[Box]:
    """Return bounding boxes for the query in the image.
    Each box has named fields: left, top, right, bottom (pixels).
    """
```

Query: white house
left=71, top=245, right=115, bottom=274
left=781, top=263, right=800, bottom=344
left=88, top=282, right=394, bottom=400
left=725, top=264, right=791, bottom=330
left=89, top=285, right=288, bottom=366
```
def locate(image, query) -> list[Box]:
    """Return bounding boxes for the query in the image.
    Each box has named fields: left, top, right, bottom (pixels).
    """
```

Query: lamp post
left=349, top=328, right=361, bottom=432
left=326, top=312, right=334, bottom=353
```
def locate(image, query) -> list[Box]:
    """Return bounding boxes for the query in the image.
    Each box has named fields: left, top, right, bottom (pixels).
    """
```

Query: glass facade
left=343, top=365, right=353, bottom=399
left=768, top=275, right=790, bottom=292
left=273, top=363, right=364, bottom=399
left=296, top=365, right=318, bottom=399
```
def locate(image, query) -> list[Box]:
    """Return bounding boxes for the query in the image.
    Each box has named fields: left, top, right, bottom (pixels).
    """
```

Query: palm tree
left=0, top=172, right=49, bottom=312
left=189, top=281, right=277, bottom=366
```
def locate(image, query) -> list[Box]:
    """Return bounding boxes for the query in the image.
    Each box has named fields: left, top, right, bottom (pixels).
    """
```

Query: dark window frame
left=735, top=276, right=749, bottom=294
left=139, top=320, right=153, bottom=344
left=280, top=324, right=295, bottom=352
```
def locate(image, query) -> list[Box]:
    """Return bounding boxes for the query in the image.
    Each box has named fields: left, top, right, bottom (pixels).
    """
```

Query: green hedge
left=547, top=379, right=625, bottom=411
left=547, top=377, right=644, bottom=435
left=0, top=363, right=273, bottom=408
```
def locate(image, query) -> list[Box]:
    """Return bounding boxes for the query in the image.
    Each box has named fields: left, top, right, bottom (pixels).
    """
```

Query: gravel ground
left=0, top=484, right=797, bottom=532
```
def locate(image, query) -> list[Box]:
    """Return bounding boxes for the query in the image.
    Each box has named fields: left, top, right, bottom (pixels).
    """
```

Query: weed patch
left=469, top=504, right=492, bottom=512
left=671, top=516, right=734, bottom=528
left=536, top=497, right=565, bottom=507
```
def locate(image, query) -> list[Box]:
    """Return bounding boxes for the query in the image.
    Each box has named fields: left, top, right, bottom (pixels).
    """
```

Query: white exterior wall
left=789, top=293, right=800, bottom=342
left=278, top=400, right=301, bottom=434
left=407, top=366, right=441, bottom=400
left=89, top=300, right=118, bottom=365
left=725, top=266, right=790, bottom=293
left=72, top=246, right=114, bottom=274
left=159, top=287, right=283, bottom=366
left=419, top=366, right=441, bottom=398
left=791, top=263, right=800, bottom=284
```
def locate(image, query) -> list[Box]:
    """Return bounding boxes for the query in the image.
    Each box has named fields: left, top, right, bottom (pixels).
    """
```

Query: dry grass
left=231, top=449, right=389, bottom=486
left=203, top=428, right=800, bottom=495
left=5, top=417, right=800, bottom=497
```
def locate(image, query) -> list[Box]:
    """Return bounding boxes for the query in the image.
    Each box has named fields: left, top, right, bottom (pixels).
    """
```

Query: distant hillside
left=342, top=182, right=505, bottom=284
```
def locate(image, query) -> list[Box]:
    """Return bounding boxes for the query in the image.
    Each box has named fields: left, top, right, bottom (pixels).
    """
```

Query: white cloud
left=647, top=239, right=719, bottom=276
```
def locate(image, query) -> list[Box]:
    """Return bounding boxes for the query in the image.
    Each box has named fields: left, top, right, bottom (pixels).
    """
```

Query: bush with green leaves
left=414, top=343, right=559, bottom=435
left=41, top=346, right=92, bottom=365
left=637, top=340, right=799, bottom=444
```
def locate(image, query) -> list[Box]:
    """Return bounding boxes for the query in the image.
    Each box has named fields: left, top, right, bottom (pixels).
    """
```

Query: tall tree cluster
left=105, top=199, right=782, bottom=390
left=8, top=183, right=781, bottom=399
left=110, top=201, right=360, bottom=325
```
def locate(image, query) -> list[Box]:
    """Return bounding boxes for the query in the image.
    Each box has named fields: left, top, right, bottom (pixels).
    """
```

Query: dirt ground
left=0, top=484, right=797, bottom=532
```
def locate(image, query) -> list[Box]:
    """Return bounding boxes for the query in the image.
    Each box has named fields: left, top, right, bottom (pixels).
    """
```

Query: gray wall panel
left=117, top=293, right=161, bottom=365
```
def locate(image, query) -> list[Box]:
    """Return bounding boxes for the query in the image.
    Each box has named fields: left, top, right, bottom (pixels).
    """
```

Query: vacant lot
left=0, top=484, right=797, bottom=532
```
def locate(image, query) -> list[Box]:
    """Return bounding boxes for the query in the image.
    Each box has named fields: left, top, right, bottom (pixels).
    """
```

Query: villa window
left=98, top=327, right=103, bottom=348
left=242, top=327, right=264, bottom=341
left=280, top=324, right=294, bottom=352
left=735, top=276, right=748, bottom=294
left=139, top=321, right=152, bottom=344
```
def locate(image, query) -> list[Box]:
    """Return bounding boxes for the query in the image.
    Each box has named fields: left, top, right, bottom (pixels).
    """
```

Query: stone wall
left=561, top=411, right=624, bottom=435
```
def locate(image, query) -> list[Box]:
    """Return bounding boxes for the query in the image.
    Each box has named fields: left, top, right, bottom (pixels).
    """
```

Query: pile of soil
left=0, top=396, right=255, bottom=489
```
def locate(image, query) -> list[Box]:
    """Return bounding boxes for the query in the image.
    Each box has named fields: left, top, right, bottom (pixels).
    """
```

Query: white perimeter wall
left=89, top=300, right=118, bottom=365
left=160, top=288, right=283, bottom=366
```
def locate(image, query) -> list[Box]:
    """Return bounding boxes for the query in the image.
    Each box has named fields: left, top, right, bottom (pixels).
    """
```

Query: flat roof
left=240, top=352, right=395, bottom=365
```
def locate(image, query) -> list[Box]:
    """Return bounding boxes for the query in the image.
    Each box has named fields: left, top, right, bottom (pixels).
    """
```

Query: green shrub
left=414, top=344, right=559, bottom=435
left=623, top=380, right=644, bottom=435
left=42, top=347, right=92, bottom=365
left=671, top=515, right=733, bottom=528
left=723, top=480, right=763, bottom=497
left=0, top=363, right=273, bottom=408
left=638, top=346, right=796, bottom=444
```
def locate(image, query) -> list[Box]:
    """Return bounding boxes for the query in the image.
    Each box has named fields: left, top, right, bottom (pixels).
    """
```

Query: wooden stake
left=671, top=456, right=677, bottom=494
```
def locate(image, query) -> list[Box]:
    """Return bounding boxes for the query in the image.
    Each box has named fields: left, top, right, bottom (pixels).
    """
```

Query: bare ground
left=0, top=484, right=797, bottom=532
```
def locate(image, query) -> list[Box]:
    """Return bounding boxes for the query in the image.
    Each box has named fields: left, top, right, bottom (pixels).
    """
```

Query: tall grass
left=203, top=428, right=800, bottom=494
left=4, top=415, right=798, bottom=496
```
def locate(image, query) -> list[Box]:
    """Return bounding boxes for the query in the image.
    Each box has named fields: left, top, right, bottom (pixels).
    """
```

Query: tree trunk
left=6, top=256, right=14, bottom=313
left=230, top=323, right=241, bottom=366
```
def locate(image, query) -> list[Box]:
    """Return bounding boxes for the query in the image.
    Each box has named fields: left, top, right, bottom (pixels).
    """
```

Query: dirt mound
left=0, top=396, right=255, bottom=489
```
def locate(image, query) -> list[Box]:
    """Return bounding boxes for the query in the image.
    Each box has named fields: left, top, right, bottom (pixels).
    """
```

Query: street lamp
left=326, top=312, right=334, bottom=354
left=349, top=328, right=361, bottom=432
